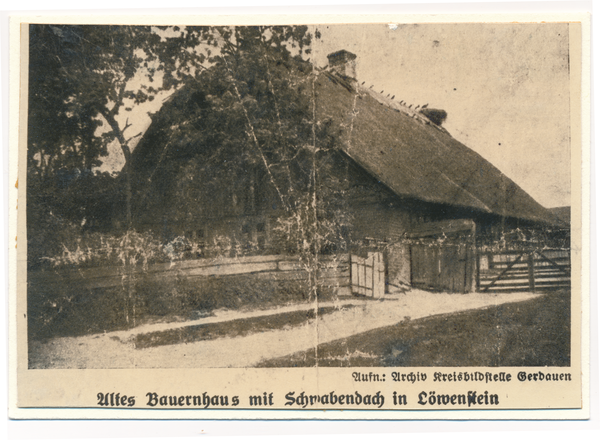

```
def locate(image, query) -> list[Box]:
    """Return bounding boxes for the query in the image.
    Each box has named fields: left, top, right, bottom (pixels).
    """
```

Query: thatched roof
left=549, top=207, right=571, bottom=227
left=314, top=70, right=556, bottom=225
left=130, top=59, right=558, bottom=227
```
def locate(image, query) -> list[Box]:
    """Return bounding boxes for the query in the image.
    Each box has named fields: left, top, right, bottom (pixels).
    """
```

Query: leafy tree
left=127, top=26, right=356, bottom=299
left=27, top=24, right=215, bottom=227
left=28, top=24, right=352, bottom=301
left=206, top=26, right=353, bottom=300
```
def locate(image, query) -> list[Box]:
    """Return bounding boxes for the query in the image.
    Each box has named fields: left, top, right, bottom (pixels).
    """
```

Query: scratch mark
left=346, top=87, right=361, bottom=152
left=216, top=29, right=289, bottom=212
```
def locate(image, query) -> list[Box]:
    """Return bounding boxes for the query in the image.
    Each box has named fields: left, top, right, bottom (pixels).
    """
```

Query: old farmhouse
left=123, top=50, right=568, bottom=295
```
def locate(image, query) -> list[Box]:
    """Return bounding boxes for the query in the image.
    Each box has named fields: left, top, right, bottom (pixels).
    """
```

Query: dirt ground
left=260, top=289, right=570, bottom=367
left=28, top=290, right=540, bottom=369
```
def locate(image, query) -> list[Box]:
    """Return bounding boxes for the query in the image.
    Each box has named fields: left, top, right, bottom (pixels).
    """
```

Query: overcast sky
left=311, top=23, right=572, bottom=208
left=99, top=22, right=573, bottom=209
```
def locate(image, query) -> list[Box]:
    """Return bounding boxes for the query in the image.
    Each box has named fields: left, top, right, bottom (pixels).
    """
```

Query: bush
left=36, top=229, right=195, bottom=271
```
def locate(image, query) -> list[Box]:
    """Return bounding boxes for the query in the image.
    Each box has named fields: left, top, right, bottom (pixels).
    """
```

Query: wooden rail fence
left=29, top=254, right=352, bottom=295
left=477, top=249, right=570, bottom=293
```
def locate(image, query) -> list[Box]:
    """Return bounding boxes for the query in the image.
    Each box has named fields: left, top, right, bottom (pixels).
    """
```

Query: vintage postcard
left=8, top=13, right=590, bottom=419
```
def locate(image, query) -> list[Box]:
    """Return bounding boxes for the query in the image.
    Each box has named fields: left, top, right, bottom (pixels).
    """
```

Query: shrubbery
left=27, top=223, right=340, bottom=341
left=33, top=224, right=198, bottom=271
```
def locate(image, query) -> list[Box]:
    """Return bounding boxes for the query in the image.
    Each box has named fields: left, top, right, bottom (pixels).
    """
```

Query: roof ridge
left=353, top=80, right=448, bottom=133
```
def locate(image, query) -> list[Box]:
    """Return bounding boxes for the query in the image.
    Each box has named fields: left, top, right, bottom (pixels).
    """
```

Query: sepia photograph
left=23, top=21, right=576, bottom=372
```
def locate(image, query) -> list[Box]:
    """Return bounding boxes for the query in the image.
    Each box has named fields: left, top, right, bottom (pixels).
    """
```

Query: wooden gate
left=408, top=219, right=476, bottom=294
left=410, top=244, right=471, bottom=293
left=478, top=249, right=570, bottom=293
left=350, top=252, right=385, bottom=298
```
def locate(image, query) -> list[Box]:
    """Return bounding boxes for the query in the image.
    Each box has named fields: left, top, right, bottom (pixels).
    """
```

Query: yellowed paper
left=9, top=13, right=590, bottom=419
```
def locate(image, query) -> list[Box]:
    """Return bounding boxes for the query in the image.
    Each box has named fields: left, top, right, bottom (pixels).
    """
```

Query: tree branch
left=99, top=108, right=131, bottom=164
left=123, top=117, right=132, bottom=134
left=126, top=132, right=142, bottom=144
left=109, top=80, right=128, bottom=119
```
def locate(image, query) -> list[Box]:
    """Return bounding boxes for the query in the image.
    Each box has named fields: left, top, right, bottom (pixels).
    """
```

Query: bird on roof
left=381, top=90, right=384, bottom=94
left=386, top=94, right=390, bottom=98
left=408, top=104, right=413, bottom=109
left=415, top=105, right=420, bottom=110
left=391, top=95, right=395, bottom=100
left=422, top=103, right=429, bottom=109
left=361, top=81, right=365, bottom=85
left=369, top=85, right=374, bottom=89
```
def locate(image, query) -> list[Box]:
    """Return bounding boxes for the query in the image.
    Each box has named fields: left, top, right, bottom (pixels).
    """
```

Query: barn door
left=350, top=252, right=385, bottom=298
left=439, top=245, right=468, bottom=293
left=410, top=245, right=439, bottom=290
left=410, top=244, right=468, bottom=293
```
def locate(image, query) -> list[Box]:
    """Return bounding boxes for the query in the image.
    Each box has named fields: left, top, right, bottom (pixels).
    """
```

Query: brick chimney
left=327, top=50, right=357, bottom=80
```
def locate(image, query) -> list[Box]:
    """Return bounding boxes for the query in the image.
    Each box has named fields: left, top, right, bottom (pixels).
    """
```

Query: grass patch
left=257, top=290, right=570, bottom=367
left=132, top=304, right=356, bottom=349
left=28, top=272, right=336, bottom=342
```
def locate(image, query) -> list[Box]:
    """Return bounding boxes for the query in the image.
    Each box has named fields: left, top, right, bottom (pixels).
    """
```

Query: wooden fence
left=28, top=254, right=352, bottom=295
left=30, top=247, right=570, bottom=298
left=477, top=249, right=570, bottom=293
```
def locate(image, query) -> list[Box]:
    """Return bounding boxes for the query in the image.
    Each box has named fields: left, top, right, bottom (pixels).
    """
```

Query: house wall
left=130, top=146, right=493, bottom=295
left=349, top=202, right=412, bottom=241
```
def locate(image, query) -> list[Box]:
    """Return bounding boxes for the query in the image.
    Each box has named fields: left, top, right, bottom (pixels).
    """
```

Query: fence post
left=475, top=250, right=481, bottom=292
left=528, top=252, right=536, bottom=292
left=348, top=249, right=353, bottom=295
left=487, top=252, right=494, bottom=270
left=473, top=224, right=480, bottom=293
